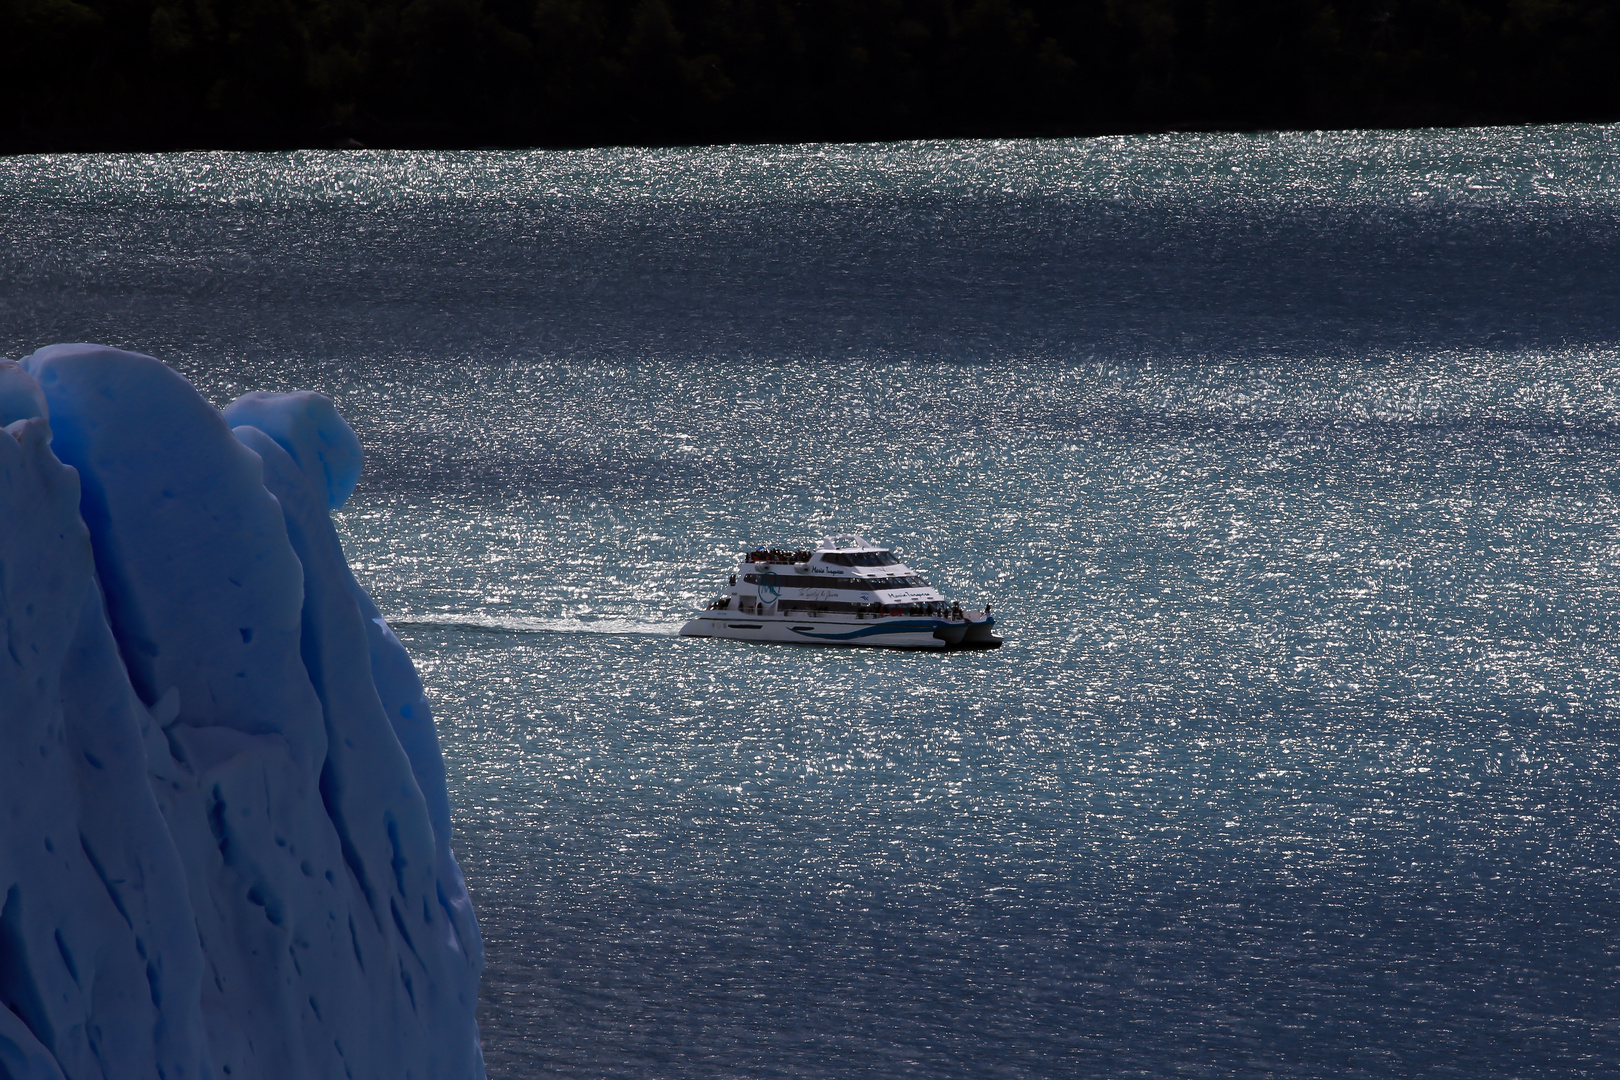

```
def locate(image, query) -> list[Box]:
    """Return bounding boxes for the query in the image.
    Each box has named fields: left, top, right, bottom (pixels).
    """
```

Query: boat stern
left=959, top=612, right=1003, bottom=649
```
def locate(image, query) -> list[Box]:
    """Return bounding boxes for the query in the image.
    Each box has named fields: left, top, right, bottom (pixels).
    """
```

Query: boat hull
left=680, top=613, right=1001, bottom=650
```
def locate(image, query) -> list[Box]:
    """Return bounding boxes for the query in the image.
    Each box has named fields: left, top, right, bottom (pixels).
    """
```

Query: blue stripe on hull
left=790, top=620, right=945, bottom=641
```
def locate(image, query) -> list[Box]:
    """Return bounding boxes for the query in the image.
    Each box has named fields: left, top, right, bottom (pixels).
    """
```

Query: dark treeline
left=5, top=0, right=1618, bottom=151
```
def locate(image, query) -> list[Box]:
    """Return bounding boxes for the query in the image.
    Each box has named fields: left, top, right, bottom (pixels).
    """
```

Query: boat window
left=742, top=572, right=932, bottom=592
left=845, top=551, right=898, bottom=567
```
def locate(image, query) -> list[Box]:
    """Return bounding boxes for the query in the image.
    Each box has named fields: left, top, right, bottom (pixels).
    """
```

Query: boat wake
left=386, top=614, right=684, bottom=637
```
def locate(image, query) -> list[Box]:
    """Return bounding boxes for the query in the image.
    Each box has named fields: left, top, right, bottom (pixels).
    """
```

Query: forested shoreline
left=6, top=0, right=1617, bottom=152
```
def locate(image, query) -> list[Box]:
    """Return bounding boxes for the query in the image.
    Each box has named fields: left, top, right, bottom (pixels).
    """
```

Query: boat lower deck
left=680, top=611, right=1002, bottom=650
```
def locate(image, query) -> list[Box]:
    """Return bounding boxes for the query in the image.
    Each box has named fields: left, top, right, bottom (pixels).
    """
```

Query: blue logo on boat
left=758, top=570, right=781, bottom=603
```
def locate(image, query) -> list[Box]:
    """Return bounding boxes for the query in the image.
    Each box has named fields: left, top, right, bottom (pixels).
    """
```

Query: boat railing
left=744, top=549, right=811, bottom=565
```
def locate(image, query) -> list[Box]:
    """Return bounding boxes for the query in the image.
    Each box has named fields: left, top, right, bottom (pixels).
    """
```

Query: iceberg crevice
left=0, top=347, right=484, bottom=1080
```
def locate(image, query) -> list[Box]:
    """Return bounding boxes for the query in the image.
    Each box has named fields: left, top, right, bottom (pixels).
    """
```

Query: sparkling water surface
left=4, top=127, right=1620, bottom=1077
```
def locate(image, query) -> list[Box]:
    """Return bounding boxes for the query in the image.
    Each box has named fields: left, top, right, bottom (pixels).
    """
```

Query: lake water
left=4, top=127, right=1620, bottom=1077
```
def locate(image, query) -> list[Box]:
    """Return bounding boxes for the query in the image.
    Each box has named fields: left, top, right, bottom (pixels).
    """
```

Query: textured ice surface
left=0, top=346, right=483, bottom=1080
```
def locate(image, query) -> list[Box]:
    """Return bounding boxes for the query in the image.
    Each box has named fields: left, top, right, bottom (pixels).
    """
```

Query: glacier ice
left=0, top=347, right=483, bottom=1080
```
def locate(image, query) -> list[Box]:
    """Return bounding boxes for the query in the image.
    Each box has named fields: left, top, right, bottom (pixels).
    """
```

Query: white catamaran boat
left=680, top=535, right=1002, bottom=650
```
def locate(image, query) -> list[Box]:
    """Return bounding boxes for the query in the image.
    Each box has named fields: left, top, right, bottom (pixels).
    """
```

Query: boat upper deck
left=744, top=533, right=905, bottom=572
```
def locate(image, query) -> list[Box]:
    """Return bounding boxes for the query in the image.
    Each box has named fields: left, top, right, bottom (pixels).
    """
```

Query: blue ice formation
left=0, top=346, right=483, bottom=1080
